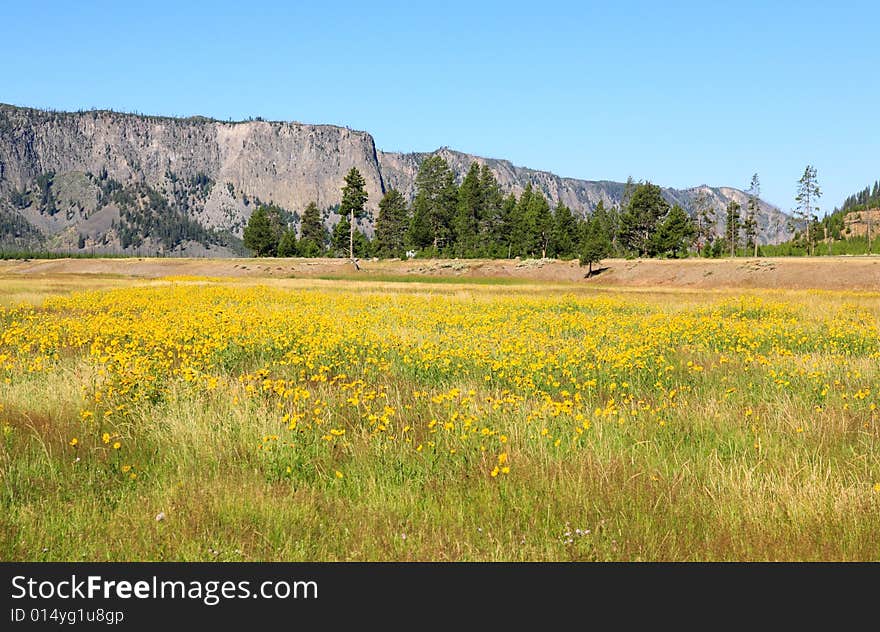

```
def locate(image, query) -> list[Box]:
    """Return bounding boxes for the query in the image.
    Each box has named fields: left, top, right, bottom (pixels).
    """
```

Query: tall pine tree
left=579, top=214, right=612, bottom=276
left=299, top=201, right=327, bottom=257
left=529, top=190, right=553, bottom=258
left=550, top=202, right=579, bottom=259
left=409, top=156, right=458, bottom=252
left=591, top=200, right=619, bottom=256
left=650, top=204, right=695, bottom=258
left=509, top=183, right=534, bottom=257
left=618, top=182, right=669, bottom=256
left=725, top=200, right=742, bottom=257
left=478, top=165, right=504, bottom=257
left=453, top=162, right=482, bottom=257
left=374, top=189, right=409, bottom=258
left=243, top=205, right=283, bottom=256
left=339, top=167, right=368, bottom=260
left=794, top=165, right=821, bottom=256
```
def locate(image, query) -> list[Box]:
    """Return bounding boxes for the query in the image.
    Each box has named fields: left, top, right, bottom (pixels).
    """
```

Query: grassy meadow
left=1, top=272, right=879, bottom=561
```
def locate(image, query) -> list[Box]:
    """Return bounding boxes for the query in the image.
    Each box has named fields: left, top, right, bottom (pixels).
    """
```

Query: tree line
left=765, top=168, right=877, bottom=256
left=244, top=158, right=836, bottom=265
left=244, top=157, right=705, bottom=270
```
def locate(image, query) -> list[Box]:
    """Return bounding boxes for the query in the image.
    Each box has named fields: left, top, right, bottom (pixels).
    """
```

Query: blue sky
left=2, top=1, right=878, bottom=211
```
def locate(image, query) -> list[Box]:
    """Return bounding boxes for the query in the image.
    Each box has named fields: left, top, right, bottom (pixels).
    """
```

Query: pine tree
left=331, top=215, right=351, bottom=257
left=509, top=184, right=534, bottom=257
left=744, top=173, right=761, bottom=257
left=794, top=165, right=821, bottom=256
left=550, top=202, right=578, bottom=259
left=621, top=176, right=636, bottom=210
left=497, top=193, right=518, bottom=258
left=725, top=200, right=742, bottom=257
left=243, top=205, right=283, bottom=256
left=650, top=204, right=695, bottom=258
left=340, top=168, right=368, bottom=260
left=591, top=201, right=619, bottom=255
left=352, top=228, right=371, bottom=258
left=277, top=229, right=299, bottom=257
left=618, top=182, right=669, bottom=256
left=478, top=165, right=504, bottom=257
left=529, top=190, right=553, bottom=258
left=375, top=189, right=409, bottom=258
left=408, top=156, right=457, bottom=252
left=453, top=162, right=482, bottom=257
left=579, top=214, right=612, bottom=277
left=299, top=201, right=327, bottom=257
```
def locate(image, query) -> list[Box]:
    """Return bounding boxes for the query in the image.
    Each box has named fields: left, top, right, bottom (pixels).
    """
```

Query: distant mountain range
left=0, top=103, right=793, bottom=254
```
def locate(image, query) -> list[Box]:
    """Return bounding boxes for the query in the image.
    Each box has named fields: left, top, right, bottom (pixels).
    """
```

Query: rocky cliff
left=0, top=104, right=792, bottom=253
left=379, top=148, right=791, bottom=244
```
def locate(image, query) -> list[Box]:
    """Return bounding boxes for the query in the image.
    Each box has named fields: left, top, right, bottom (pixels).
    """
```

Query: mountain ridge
left=0, top=103, right=793, bottom=254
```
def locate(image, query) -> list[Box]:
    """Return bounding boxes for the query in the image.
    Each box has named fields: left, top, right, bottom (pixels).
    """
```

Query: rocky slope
left=379, top=148, right=792, bottom=244
left=0, top=104, right=792, bottom=253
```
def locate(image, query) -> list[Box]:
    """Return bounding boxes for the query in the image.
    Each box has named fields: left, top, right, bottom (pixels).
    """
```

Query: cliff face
left=379, top=148, right=792, bottom=244
left=0, top=104, right=791, bottom=253
left=0, top=105, right=385, bottom=253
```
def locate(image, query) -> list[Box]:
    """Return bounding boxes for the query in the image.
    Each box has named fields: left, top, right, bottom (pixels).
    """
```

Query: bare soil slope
left=1, top=256, right=879, bottom=291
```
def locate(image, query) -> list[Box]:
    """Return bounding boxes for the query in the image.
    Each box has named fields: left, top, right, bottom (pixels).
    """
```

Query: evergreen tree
left=579, top=214, right=612, bottom=277
left=277, top=229, right=299, bottom=257
left=453, top=162, right=482, bottom=257
left=332, top=216, right=370, bottom=258
left=353, top=228, right=372, bottom=258
left=477, top=165, right=503, bottom=256
left=744, top=173, right=761, bottom=257
left=509, top=186, right=553, bottom=258
left=650, top=204, right=695, bottom=257
left=509, top=184, right=534, bottom=257
left=374, top=189, right=409, bottom=258
left=529, top=190, right=553, bottom=258
left=794, top=165, right=821, bottom=256
left=340, top=167, right=368, bottom=260
left=550, top=202, right=579, bottom=259
left=725, top=200, right=742, bottom=257
left=243, top=205, right=283, bottom=256
left=408, top=156, right=457, bottom=252
left=591, top=201, right=619, bottom=255
left=621, top=176, right=636, bottom=210
left=299, top=201, right=327, bottom=256
left=408, top=200, right=433, bottom=251
left=331, top=216, right=350, bottom=257
left=496, top=193, right=518, bottom=258
left=618, top=182, right=669, bottom=256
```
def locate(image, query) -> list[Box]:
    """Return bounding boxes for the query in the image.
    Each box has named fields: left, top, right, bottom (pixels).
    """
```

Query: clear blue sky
left=3, top=1, right=878, bottom=212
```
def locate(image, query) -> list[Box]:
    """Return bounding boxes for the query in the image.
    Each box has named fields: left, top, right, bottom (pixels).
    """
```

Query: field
left=1, top=258, right=879, bottom=561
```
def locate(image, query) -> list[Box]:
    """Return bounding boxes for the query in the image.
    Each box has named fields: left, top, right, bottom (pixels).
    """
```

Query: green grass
left=1, top=278, right=879, bottom=561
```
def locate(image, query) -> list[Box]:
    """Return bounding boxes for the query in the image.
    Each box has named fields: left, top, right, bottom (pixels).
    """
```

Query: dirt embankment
left=1, top=256, right=879, bottom=291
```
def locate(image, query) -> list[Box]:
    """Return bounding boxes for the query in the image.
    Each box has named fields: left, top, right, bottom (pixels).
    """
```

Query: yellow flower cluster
left=1, top=284, right=878, bottom=482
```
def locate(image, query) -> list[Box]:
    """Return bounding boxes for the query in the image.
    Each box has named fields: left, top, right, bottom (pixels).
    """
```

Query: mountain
left=379, top=148, right=791, bottom=244
left=0, top=104, right=792, bottom=254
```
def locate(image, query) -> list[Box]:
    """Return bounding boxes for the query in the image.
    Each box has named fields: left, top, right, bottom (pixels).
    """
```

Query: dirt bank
left=1, top=256, right=879, bottom=291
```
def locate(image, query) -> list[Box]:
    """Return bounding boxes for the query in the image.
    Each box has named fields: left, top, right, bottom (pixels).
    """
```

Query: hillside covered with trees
left=244, top=157, right=779, bottom=267
left=763, top=174, right=878, bottom=256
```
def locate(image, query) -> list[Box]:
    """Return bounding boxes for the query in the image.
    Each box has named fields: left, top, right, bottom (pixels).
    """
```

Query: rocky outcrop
left=0, top=103, right=791, bottom=252
left=379, top=148, right=792, bottom=244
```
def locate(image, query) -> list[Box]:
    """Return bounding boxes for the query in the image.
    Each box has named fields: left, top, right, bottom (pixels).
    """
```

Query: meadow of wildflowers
left=1, top=276, right=878, bottom=560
